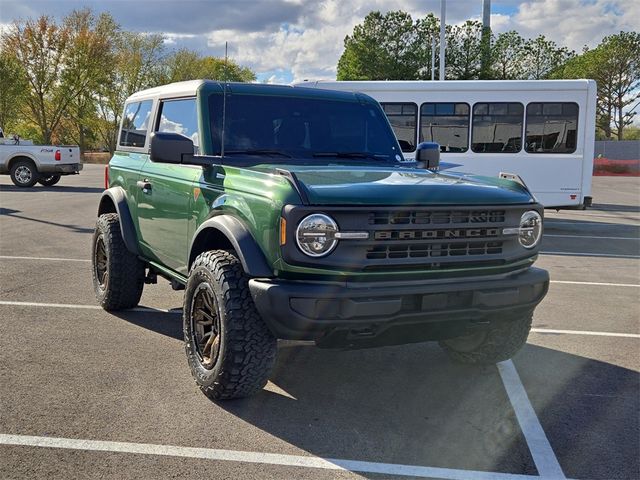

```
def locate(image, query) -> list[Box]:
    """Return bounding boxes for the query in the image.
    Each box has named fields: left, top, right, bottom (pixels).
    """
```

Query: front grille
left=282, top=204, right=538, bottom=274
left=367, top=241, right=504, bottom=260
left=369, top=209, right=506, bottom=226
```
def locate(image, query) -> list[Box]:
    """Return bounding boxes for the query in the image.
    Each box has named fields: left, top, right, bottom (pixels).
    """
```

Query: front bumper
left=39, top=163, right=83, bottom=174
left=249, top=267, right=549, bottom=347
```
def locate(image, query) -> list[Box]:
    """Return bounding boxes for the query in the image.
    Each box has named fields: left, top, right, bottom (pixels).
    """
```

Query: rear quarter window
left=119, top=100, right=153, bottom=148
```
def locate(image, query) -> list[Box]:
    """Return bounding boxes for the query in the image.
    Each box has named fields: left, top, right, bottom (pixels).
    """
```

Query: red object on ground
left=593, top=157, right=640, bottom=176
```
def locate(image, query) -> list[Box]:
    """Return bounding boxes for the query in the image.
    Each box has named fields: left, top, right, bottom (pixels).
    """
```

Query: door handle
left=137, top=179, right=152, bottom=193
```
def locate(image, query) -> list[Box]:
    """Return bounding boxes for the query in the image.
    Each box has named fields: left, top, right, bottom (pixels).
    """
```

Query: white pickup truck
left=0, top=134, right=82, bottom=187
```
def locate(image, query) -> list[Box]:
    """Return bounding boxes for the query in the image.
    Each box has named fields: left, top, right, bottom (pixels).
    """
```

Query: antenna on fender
left=220, top=41, right=228, bottom=158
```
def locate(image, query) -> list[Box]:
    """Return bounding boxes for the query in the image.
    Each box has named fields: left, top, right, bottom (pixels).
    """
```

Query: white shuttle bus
left=296, top=80, right=597, bottom=209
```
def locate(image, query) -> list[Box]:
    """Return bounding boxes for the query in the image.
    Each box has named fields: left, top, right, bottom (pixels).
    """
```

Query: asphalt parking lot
left=0, top=164, right=638, bottom=480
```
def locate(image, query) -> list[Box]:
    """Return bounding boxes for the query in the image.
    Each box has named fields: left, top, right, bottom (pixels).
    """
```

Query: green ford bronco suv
left=92, top=80, right=548, bottom=400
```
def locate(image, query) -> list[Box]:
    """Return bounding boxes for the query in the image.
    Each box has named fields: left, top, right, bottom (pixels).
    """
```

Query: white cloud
left=495, top=0, right=640, bottom=50
left=202, top=0, right=639, bottom=83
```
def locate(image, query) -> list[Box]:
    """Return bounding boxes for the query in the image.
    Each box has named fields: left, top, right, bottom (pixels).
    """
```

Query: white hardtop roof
left=126, top=80, right=207, bottom=102
left=298, top=79, right=595, bottom=92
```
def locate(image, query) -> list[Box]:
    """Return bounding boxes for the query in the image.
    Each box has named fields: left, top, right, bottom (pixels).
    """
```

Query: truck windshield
left=208, top=93, right=402, bottom=163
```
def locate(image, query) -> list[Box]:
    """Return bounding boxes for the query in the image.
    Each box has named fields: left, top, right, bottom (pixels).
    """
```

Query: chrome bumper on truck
left=249, top=267, right=549, bottom=348
left=39, top=163, right=83, bottom=174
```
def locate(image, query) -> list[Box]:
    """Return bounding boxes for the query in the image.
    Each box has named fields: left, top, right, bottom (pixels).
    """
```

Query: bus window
left=525, top=102, right=578, bottom=153
left=471, top=102, right=523, bottom=153
left=381, top=103, right=417, bottom=152
left=419, top=103, right=469, bottom=152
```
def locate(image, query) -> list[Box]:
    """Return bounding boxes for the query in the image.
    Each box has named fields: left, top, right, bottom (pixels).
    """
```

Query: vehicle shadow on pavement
left=0, top=184, right=104, bottom=193
left=511, top=343, right=640, bottom=480
left=0, top=207, right=94, bottom=234
left=111, top=309, right=183, bottom=340
left=590, top=203, right=640, bottom=213
left=211, top=342, right=639, bottom=479
left=98, top=308, right=639, bottom=478
left=218, top=341, right=537, bottom=477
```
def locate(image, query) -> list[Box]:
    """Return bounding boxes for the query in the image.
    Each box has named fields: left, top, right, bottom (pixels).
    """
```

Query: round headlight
left=519, top=210, right=542, bottom=249
left=296, top=214, right=338, bottom=257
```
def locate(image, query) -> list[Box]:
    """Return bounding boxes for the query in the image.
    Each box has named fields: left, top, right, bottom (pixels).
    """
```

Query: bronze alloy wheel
left=190, top=283, right=221, bottom=369
left=94, top=235, right=108, bottom=289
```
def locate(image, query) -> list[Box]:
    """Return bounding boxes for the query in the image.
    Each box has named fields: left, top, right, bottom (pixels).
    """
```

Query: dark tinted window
left=209, top=94, right=401, bottom=161
left=157, top=98, right=200, bottom=151
left=420, top=103, right=469, bottom=152
left=525, top=102, right=578, bottom=153
left=120, top=100, right=153, bottom=148
left=381, top=102, right=417, bottom=152
left=472, top=102, right=523, bottom=153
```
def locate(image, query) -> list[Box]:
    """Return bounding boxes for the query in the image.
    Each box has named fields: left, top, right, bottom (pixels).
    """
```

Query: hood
left=276, top=165, right=534, bottom=206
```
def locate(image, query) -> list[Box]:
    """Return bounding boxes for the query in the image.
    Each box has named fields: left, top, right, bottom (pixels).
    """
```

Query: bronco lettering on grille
left=374, top=228, right=500, bottom=240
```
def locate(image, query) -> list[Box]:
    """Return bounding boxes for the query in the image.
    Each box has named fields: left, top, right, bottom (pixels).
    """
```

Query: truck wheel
left=439, top=315, right=532, bottom=364
left=10, top=159, right=39, bottom=187
left=92, top=213, right=144, bottom=311
left=38, top=174, right=61, bottom=187
left=184, top=250, right=277, bottom=400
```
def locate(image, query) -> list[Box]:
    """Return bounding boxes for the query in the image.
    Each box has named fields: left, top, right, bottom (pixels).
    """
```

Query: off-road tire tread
left=92, top=213, right=144, bottom=311
left=439, top=315, right=532, bottom=364
left=186, top=250, right=276, bottom=400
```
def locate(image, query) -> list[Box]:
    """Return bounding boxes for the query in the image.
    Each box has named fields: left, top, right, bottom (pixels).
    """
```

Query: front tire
left=184, top=250, right=277, bottom=400
left=439, top=314, right=532, bottom=364
left=92, top=213, right=145, bottom=310
left=10, top=159, right=39, bottom=187
left=38, top=174, right=61, bottom=186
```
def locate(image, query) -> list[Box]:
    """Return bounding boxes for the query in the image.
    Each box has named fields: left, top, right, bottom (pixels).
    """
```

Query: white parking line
left=541, top=251, right=640, bottom=259
left=0, top=255, right=90, bottom=262
left=0, top=300, right=178, bottom=314
left=550, top=280, right=640, bottom=288
left=0, top=433, right=544, bottom=480
left=544, top=234, right=639, bottom=240
left=544, top=221, right=640, bottom=227
left=531, top=328, right=640, bottom=339
left=497, top=360, right=566, bottom=479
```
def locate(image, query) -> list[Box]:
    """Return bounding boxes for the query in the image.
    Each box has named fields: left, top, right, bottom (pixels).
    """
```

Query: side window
left=525, top=103, right=578, bottom=153
left=472, top=102, right=523, bottom=153
left=420, top=103, right=469, bottom=152
left=119, top=100, right=153, bottom=148
left=156, top=98, right=200, bottom=152
left=381, top=103, right=417, bottom=152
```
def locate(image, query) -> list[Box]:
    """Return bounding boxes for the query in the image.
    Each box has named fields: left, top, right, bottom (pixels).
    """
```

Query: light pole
left=439, top=0, right=446, bottom=80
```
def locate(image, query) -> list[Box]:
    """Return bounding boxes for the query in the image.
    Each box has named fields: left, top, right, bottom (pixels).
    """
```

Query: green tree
left=61, top=9, right=117, bottom=151
left=521, top=35, right=574, bottom=80
left=163, top=48, right=256, bottom=83
left=94, top=31, right=165, bottom=153
left=445, top=21, right=484, bottom=80
left=491, top=30, right=525, bottom=80
left=337, top=11, right=428, bottom=80
left=0, top=52, right=27, bottom=133
left=2, top=13, right=112, bottom=144
left=555, top=31, right=640, bottom=140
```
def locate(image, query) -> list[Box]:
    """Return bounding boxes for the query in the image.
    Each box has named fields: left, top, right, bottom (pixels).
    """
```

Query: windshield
left=208, top=93, right=402, bottom=163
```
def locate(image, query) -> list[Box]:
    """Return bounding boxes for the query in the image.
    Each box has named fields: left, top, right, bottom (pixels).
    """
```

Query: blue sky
left=1, top=0, right=638, bottom=83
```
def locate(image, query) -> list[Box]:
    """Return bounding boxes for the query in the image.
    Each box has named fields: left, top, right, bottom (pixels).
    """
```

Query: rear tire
left=439, top=315, right=532, bottom=364
left=10, top=159, right=39, bottom=187
left=92, top=213, right=145, bottom=311
left=184, top=250, right=277, bottom=400
left=38, top=174, right=61, bottom=187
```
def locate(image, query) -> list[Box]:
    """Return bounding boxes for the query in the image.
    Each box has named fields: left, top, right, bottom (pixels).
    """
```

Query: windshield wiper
left=225, top=149, right=293, bottom=158
left=312, top=152, right=389, bottom=161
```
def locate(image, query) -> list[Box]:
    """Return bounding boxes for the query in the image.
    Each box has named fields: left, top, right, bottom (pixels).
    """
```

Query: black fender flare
left=98, top=187, right=140, bottom=256
left=190, top=215, right=273, bottom=278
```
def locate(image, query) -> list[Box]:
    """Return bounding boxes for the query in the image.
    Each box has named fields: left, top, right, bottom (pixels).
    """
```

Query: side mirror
left=150, top=132, right=194, bottom=164
left=415, top=142, right=440, bottom=170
